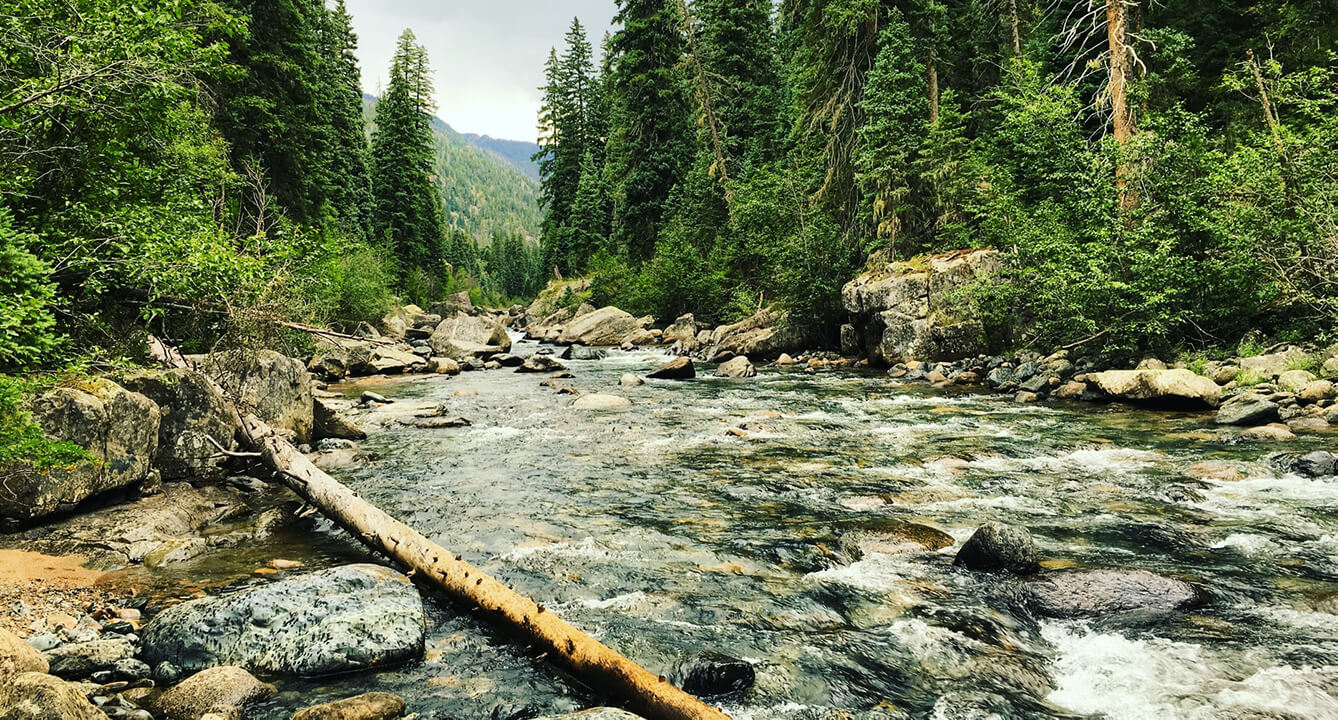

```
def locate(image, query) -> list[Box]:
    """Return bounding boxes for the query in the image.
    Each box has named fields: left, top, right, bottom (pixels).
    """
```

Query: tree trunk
left=1107, top=0, right=1134, bottom=146
left=147, top=337, right=733, bottom=720
left=1008, top=0, right=1021, bottom=59
left=927, top=48, right=940, bottom=124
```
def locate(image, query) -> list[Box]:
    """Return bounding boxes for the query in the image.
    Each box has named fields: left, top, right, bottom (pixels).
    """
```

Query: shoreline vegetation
left=1, top=0, right=1336, bottom=718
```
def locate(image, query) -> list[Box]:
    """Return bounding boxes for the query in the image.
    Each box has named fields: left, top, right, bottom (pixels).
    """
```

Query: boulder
left=572, top=394, right=631, bottom=411
left=619, top=374, right=645, bottom=387
left=1323, top=355, right=1338, bottom=379
left=1239, top=423, right=1296, bottom=442
left=194, top=350, right=314, bottom=444
left=290, top=692, right=406, bottom=720
left=1086, top=369, right=1223, bottom=409
left=1185, top=461, right=1243, bottom=483
left=560, top=345, right=608, bottom=361
left=716, top=356, right=756, bottom=378
left=517, top=356, right=568, bottom=374
left=491, top=353, right=524, bottom=367
left=313, top=398, right=366, bottom=441
left=1269, top=451, right=1338, bottom=478
left=120, top=369, right=237, bottom=481
left=364, top=347, right=427, bottom=376
left=141, top=564, right=425, bottom=677
left=152, top=666, right=275, bottom=720
left=776, top=353, right=797, bottom=366
left=953, top=523, right=1039, bottom=574
left=1019, top=569, right=1200, bottom=619
left=557, top=307, right=642, bottom=347
left=647, top=357, right=696, bottom=380
left=663, top=314, right=699, bottom=349
left=1298, top=380, right=1336, bottom=404
left=1278, top=369, right=1318, bottom=393
left=428, top=314, right=512, bottom=361
left=1240, top=348, right=1309, bottom=379
left=839, top=523, right=955, bottom=561
left=0, top=628, right=48, bottom=677
left=428, top=357, right=461, bottom=375
left=700, top=308, right=802, bottom=361
left=1214, top=393, right=1279, bottom=426
left=44, top=639, right=135, bottom=679
left=1, top=379, right=159, bottom=521
left=669, top=651, right=755, bottom=698
left=0, top=672, right=108, bottom=720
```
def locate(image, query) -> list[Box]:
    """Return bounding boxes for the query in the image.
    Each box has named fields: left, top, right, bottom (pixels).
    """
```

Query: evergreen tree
left=371, top=30, right=447, bottom=285
left=322, top=0, right=374, bottom=237
left=535, top=20, right=599, bottom=276
left=695, top=0, right=784, bottom=170
left=607, top=0, right=693, bottom=262
left=568, top=150, right=611, bottom=268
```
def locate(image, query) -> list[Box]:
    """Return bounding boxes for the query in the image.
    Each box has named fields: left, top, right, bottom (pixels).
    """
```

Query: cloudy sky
left=345, top=1, right=617, bottom=142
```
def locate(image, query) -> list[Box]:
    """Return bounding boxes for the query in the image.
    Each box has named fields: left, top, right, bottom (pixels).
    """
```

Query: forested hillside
left=462, top=133, right=543, bottom=182
left=362, top=95, right=542, bottom=241
left=536, top=1, right=1338, bottom=358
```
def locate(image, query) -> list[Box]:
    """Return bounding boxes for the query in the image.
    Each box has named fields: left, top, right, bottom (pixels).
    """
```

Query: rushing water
left=236, top=337, right=1338, bottom=719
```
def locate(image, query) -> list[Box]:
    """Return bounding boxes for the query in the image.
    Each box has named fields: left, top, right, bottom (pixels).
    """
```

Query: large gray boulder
left=953, top=522, right=1039, bottom=574
left=0, top=672, right=108, bottom=720
left=1019, top=569, right=1201, bottom=619
left=700, top=307, right=803, bottom=361
left=428, top=314, right=512, bottom=360
left=141, top=564, right=425, bottom=677
left=1215, top=393, right=1279, bottom=426
left=1086, top=369, right=1223, bottom=409
left=194, top=350, right=314, bottom=444
left=0, top=379, right=160, bottom=521
left=120, top=369, right=237, bottom=481
left=44, top=638, right=135, bottom=679
left=557, top=306, right=643, bottom=347
left=152, top=666, right=275, bottom=720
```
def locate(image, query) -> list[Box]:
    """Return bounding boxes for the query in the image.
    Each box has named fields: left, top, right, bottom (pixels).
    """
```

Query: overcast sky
left=345, top=1, right=617, bottom=142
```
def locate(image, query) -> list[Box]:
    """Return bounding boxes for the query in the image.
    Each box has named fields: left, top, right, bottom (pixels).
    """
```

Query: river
left=228, top=337, right=1337, bottom=719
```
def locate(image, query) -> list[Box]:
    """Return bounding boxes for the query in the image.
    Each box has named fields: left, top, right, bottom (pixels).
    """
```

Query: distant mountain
left=363, top=94, right=542, bottom=241
left=461, top=134, right=541, bottom=182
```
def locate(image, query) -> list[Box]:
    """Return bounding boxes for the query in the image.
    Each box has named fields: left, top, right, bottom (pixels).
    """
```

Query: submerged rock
left=1268, top=451, right=1338, bottom=478
left=152, top=666, right=274, bottom=720
left=560, top=345, right=608, bottom=361
left=290, top=692, right=406, bottom=720
left=953, top=523, right=1039, bottom=575
left=1019, top=569, right=1201, bottom=619
left=141, top=564, right=425, bottom=677
left=0, top=672, right=108, bottom=720
left=647, top=357, right=695, bottom=380
left=669, top=650, right=755, bottom=698
left=840, top=523, right=955, bottom=561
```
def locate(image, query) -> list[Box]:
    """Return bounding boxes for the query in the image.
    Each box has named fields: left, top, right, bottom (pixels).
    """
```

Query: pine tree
left=371, top=30, right=447, bottom=284
left=695, top=0, right=784, bottom=171
left=607, top=0, right=693, bottom=262
left=568, top=149, right=610, bottom=268
left=535, top=20, right=599, bottom=276
left=322, top=0, right=374, bottom=237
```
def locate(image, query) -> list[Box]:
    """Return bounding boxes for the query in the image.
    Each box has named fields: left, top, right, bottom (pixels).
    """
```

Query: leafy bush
left=0, top=208, right=59, bottom=370
left=0, top=374, right=90, bottom=473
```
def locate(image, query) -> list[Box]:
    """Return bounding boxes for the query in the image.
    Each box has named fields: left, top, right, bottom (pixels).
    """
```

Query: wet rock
left=557, top=306, right=643, bottom=347
left=2, top=379, right=161, bottom=521
left=491, top=353, right=524, bottom=367
left=560, top=345, right=607, bottom=361
left=1019, top=569, right=1200, bottom=619
left=397, top=416, right=471, bottom=429
left=572, top=394, right=632, bottom=411
left=669, top=650, right=755, bottom=698
left=1185, top=461, right=1243, bottom=483
left=531, top=710, right=646, bottom=720
left=776, top=353, right=797, bottom=366
left=1269, top=451, right=1338, bottom=478
left=717, top=356, right=756, bottom=378
left=1287, top=416, right=1330, bottom=432
left=618, top=373, right=644, bottom=387
left=1087, top=369, right=1222, bottom=409
left=290, top=692, right=406, bottom=720
left=45, top=639, right=135, bottom=680
left=428, top=314, right=512, bottom=360
left=194, top=350, right=314, bottom=444
left=1014, top=391, right=1040, bottom=403
left=111, top=659, right=150, bottom=682
left=141, top=564, right=425, bottom=677
left=152, top=666, right=274, bottom=720
left=839, top=523, right=955, bottom=560
left=1, top=628, right=48, bottom=676
left=647, top=357, right=695, bottom=380
left=1215, top=393, right=1279, bottom=426
left=1239, top=423, right=1296, bottom=442
left=953, top=523, right=1039, bottom=575
left=314, top=398, right=366, bottom=441
left=0, top=672, right=108, bottom=720
left=360, top=391, right=391, bottom=405
left=517, top=355, right=568, bottom=374
left=119, top=369, right=236, bottom=481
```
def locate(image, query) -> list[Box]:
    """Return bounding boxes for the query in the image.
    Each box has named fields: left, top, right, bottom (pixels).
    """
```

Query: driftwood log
left=147, top=336, right=732, bottom=720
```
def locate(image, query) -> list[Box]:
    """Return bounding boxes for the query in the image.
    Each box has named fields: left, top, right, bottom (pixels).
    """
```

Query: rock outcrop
left=697, top=307, right=802, bottom=361
left=1, top=379, right=160, bottom=521
left=557, top=306, right=645, bottom=347
left=1084, top=369, right=1223, bottom=409
left=119, top=369, right=237, bottom=481
left=141, top=564, right=425, bottom=677
left=193, top=350, right=314, bottom=444
left=428, top=314, right=512, bottom=360
left=842, top=248, right=1000, bottom=365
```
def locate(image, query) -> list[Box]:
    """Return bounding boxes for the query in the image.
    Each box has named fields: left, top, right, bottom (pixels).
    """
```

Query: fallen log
left=147, top=336, right=731, bottom=720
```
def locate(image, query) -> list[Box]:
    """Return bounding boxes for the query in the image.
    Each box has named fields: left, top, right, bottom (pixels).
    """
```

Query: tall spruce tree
left=322, top=0, right=374, bottom=237
left=695, top=0, right=784, bottom=171
left=568, top=149, right=611, bottom=267
left=607, top=0, right=693, bottom=262
left=536, top=20, right=599, bottom=276
left=371, top=30, right=447, bottom=284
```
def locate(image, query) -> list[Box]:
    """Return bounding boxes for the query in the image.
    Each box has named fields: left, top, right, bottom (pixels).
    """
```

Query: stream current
left=242, top=337, right=1338, bottom=719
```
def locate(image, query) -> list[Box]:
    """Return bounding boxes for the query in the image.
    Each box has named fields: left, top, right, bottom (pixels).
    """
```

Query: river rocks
left=1269, top=451, right=1338, bottom=478
left=314, top=398, right=366, bottom=441
left=152, top=666, right=275, bottom=720
left=428, top=357, right=462, bottom=375
left=428, top=314, right=512, bottom=360
left=1214, top=393, right=1280, bottom=426
left=1019, top=569, right=1200, bottom=619
left=663, top=314, right=699, bottom=350
left=1240, top=347, right=1309, bottom=378
left=119, top=369, right=236, bottom=482
left=0, top=672, right=108, bottom=720
left=572, top=394, right=631, bottom=411
left=560, top=345, right=607, bottom=361
left=1185, top=461, right=1243, bottom=483
left=44, top=638, right=135, bottom=679
left=1085, top=369, right=1222, bottom=409
left=1238, top=423, right=1296, bottom=442
left=698, top=307, right=802, bottom=361
left=669, top=650, right=755, bottom=698
left=364, top=346, right=428, bottom=375
left=1, top=628, right=48, bottom=676
left=141, top=564, right=425, bottom=677
left=531, top=711, right=645, bottom=720
left=1, top=379, right=161, bottom=522
left=517, top=355, right=567, bottom=374
left=290, top=692, right=406, bottom=720
left=647, top=357, right=695, bottom=380
left=196, top=350, right=314, bottom=444
left=557, top=306, right=644, bottom=347
left=1298, top=380, right=1335, bottom=403
left=953, top=523, right=1039, bottom=575
left=1278, top=369, right=1318, bottom=393
left=716, top=356, right=756, bottom=378
left=839, top=523, right=955, bottom=560
left=1053, top=381, right=1087, bottom=400
left=619, top=373, right=644, bottom=387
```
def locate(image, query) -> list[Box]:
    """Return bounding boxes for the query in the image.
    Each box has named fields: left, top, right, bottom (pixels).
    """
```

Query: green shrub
left=0, top=208, right=59, bottom=370
left=0, top=374, right=90, bottom=473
